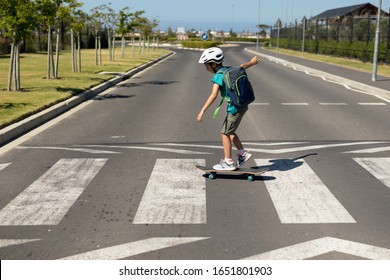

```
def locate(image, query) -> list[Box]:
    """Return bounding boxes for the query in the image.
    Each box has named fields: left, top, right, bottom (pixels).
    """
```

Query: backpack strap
left=213, top=97, right=224, bottom=118
left=213, top=68, right=230, bottom=118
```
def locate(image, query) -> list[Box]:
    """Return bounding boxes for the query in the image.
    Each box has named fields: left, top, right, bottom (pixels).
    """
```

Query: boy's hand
left=241, top=56, right=261, bottom=69
left=197, top=111, right=204, bottom=123
left=250, top=56, right=260, bottom=65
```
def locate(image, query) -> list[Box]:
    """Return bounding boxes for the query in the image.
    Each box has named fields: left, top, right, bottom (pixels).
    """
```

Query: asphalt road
left=0, top=45, right=389, bottom=260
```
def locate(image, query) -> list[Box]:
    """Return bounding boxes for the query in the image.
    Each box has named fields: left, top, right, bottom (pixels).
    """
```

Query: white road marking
left=16, top=146, right=119, bottom=154
left=0, top=158, right=108, bottom=225
left=243, top=237, right=390, bottom=260
left=156, top=142, right=388, bottom=154
left=60, top=237, right=209, bottom=260
left=133, top=159, right=206, bottom=224
left=344, top=146, right=390, bottom=154
left=0, top=163, right=11, bottom=171
left=319, top=103, right=347, bottom=106
left=281, top=103, right=309, bottom=106
left=255, top=158, right=356, bottom=224
left=0, top=239, right=40, bottom=248
left=242, top=142, right=310, bottom=146
left=353, top=158, right=390, bottom=189
left=343, top=84, right=351, bottom=89
left=358, top=102, right=386, bottom=106
left=78, top=144, right=211, bottom=155
left=375, top=95, right=390, bottom=103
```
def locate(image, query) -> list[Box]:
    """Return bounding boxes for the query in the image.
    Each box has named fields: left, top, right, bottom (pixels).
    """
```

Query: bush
left=181, top=40, right=222, bottom=49
left=270, top=38, right=389, bottom=64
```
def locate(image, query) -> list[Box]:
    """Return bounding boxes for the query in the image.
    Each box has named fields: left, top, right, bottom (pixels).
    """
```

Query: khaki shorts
left=221, top=106, right=248, bottom=135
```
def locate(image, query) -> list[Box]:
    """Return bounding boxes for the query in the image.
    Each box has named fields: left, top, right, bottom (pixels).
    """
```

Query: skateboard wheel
left=208, top=173, right=216, bottom=180
left=247, top=175, right=254, bottom=182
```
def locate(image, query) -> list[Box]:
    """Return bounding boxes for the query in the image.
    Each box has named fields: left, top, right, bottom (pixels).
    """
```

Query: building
left=312, top=2, right=389, bottom=24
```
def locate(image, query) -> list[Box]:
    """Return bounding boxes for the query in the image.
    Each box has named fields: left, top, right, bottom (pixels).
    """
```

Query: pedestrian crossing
left=255, top=158, right=355, bottom=224
left=0, top=158, right=107, bottom=225
left=133, top=159, right=206, bottom=224
left=0, top=156, right=389, bottom=226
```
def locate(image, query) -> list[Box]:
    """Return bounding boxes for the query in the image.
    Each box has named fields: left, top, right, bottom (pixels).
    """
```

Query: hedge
left=181, top=40, right=222, bottom=49
left=271, top=38, right=390, bottom=63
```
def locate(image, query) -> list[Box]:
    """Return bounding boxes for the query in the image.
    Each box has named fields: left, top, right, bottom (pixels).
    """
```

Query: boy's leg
left=230, top=133, right=243, bottom=151
left=212, top=133, right=235, bottom=170
left=215, top=106, right=251, bottom=170
left=222, top=133, right=233, bottom=159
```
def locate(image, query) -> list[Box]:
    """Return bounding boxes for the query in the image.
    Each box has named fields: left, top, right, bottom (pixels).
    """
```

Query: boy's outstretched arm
left=197, top=83, right=219, bottom=123
left=240, top=56, right=260, bottom=69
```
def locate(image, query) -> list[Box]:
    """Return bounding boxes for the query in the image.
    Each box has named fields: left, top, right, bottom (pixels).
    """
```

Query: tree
left=36, top=0, right=81, bottom=79
left=51, top=0, right=82, bottom=78
left=100, top=4, right=117, bottom=62
left=0, top=0, right=38, bottom=91
left=36, top=0, right=56, bottom=79
left=90, top=7, right=104, bottom=65
left=70, top=9, right=87, bottom=72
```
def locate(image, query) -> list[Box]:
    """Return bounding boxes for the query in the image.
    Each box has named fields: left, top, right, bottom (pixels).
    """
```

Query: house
left=312, top=2, right=389, bottom=24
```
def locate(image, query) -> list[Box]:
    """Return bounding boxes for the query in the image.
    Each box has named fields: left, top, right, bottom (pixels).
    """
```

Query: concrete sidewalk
left=246, top=47, right=390, bottom=100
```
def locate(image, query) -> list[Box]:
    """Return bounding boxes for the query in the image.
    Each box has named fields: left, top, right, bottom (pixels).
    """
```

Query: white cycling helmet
left=198, top=47, right=224, bottom=64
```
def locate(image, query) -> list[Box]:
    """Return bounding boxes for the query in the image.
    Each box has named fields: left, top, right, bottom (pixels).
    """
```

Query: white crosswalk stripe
left=133, top=159, right=206, bottom=224
left=0, top=156, right=388, bottom=227
left=255, top=158, right=356, bottom=224
left=0, top=163, right=11, bottom=172
left=0, top=158, right=107, bottom=225
left=353, top=158, right=390, bottom=189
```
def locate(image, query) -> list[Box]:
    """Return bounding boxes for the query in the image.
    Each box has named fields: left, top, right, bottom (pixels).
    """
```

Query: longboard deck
left=195, top=165, right=269, bottom=181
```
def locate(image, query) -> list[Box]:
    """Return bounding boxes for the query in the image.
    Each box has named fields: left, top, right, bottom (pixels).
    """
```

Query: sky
left=81, top=0, right=390, bottom=32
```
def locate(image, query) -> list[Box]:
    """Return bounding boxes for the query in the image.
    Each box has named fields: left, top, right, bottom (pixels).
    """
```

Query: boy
left=197, top=47, right=260, bottom=170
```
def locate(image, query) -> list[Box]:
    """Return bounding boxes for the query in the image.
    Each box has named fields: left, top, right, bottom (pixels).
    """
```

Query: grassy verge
left=264, top=47, right=390, bottom=77
left=0, top=47, right=170, bottom=129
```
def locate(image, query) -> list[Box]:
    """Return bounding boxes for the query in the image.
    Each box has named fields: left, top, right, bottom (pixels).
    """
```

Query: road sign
left=201, top=33, right=209, bottom=41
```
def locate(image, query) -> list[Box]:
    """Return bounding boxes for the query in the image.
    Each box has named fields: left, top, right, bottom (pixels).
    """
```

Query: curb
left=0, top=51, right=175, bottom=146
left=245, top=48, right=390, bottom=100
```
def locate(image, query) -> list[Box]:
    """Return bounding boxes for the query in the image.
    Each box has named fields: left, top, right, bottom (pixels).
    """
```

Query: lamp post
left=372, top=0, right=382, bottom=81
left=302, top=16, right=307, bottom=53
left=257, top=0, right=261, bottom=52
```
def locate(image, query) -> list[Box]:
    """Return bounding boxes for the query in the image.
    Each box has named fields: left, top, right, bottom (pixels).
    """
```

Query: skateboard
left=195, top=165, right=269, bottom=182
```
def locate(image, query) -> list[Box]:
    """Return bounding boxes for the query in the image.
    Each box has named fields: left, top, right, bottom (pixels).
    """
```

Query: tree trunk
left=98, top=37, right=102, bottom=65
left=108, top=29, right=112, bottom=62
left=15, top=43, right=20, bottom=91
left=47, top=26, right=51, bottom=79
left=77, top=32, right=81, bottom=72
left=112, top=35, right=115, bottom=61
left=51, top=37, right=55, bottom=78
left=132, top=36, right=135, bottom=58
left=121, top=36, right=125, bottom=58
left=95, top=36, right=98, bottom=65
left=7, top=42, right=15, bottom=91
left=55, top=28, right=60, bottom=78
left=71, top=29, right=75, bottom=72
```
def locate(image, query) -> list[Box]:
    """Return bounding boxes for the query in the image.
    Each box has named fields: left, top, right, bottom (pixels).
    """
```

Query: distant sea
left=157, top=20, right=269, bottom=33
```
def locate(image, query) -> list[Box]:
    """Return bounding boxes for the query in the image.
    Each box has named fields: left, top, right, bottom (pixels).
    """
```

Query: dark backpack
left=213, top=66, right=255, bottom=118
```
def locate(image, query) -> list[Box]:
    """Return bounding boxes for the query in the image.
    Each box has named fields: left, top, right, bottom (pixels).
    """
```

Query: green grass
left=0, top=47, right=170, bottom=129
left=265, top=47, right=390, bottom=77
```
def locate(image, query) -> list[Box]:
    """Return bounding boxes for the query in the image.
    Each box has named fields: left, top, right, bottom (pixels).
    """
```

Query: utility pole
left=256, top=0, right=261, bottom=52
left=302, top=16, right=306, bottom=53
left=372, top=0, right=382, bottom=81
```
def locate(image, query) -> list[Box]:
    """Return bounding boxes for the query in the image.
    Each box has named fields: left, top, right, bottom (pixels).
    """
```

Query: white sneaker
left=237, top=151, right=252, bottom=167
left=213, top=159, right=236, bottom=171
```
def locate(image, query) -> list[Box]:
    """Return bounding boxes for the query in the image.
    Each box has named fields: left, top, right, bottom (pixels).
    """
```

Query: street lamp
left=302, top=16, right=307, bottom=53
left=372, top=0, right=382, bottom=81
left=257, top=0, right=261, bottom=52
